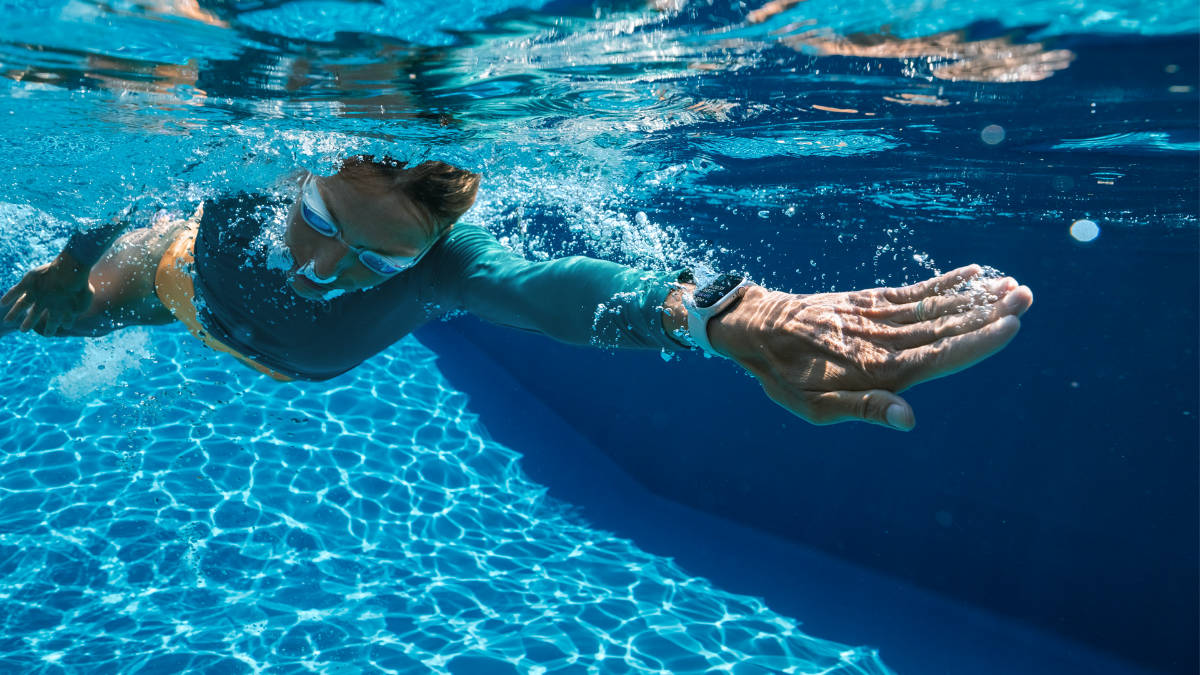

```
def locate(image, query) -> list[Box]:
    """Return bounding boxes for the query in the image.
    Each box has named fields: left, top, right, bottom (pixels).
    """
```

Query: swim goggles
left=298, top=176, right=430, bottom=277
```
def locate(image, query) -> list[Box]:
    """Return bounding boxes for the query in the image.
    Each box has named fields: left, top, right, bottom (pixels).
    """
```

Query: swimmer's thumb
left=881, top=397, right=916, bottom=432
left=806, top=389, right=915, bottom=431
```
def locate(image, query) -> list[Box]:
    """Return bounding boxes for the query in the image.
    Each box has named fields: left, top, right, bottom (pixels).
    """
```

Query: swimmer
left=1, top=155, right=1032, bottom=430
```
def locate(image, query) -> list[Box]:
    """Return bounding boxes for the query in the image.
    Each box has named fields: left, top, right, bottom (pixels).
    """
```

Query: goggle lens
left=299, top=176, right=428, bottom=277
left=300, top=200, right=339, bottom=237
left=359, top=250, right=406, bottom=276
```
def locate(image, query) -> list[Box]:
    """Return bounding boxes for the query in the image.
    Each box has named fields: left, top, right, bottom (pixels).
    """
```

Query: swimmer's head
left=285, top=155, right=481, bottom=300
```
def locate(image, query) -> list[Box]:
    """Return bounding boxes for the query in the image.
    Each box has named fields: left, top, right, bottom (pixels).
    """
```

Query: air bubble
left=1070, top=219, right=1099, bottom=242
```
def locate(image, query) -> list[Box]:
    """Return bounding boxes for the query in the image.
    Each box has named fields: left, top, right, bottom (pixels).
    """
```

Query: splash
left=49, top=329, right=153, bottom=400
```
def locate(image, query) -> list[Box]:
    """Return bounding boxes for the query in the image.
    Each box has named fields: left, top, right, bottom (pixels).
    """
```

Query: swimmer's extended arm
left=659, top=267, right=1033, bottom=430
left=423, top=225, right=689, bottom=351
left=422, top=227, right=1033, bottom=430
left=0, top=215, right=131, bottom=335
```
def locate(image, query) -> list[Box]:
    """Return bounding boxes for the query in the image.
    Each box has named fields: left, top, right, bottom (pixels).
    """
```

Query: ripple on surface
left=694, top=130, right=898, bottom=160
left=1050, top=130, right=1200, bottom=154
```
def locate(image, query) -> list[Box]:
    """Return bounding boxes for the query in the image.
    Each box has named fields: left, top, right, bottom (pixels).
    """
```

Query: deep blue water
left=0, top=1, right=1197, bottom=674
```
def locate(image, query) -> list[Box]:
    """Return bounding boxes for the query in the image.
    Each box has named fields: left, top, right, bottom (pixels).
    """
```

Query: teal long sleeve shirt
left=63, top=192, right=691, bottom=379
left=429, top=225, right=688, bottom=351
left=185, top=193, right=690, bottom=380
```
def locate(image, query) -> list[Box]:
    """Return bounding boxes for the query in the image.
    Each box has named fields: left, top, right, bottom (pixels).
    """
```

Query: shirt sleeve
left=420, top=224, right=691, bottom=352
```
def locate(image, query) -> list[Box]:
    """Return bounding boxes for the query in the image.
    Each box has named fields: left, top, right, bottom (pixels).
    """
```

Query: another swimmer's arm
left=0, top=214, right=132, bottom=334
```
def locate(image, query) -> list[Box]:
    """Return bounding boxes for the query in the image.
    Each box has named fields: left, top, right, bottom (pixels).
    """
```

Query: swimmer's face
left=284, top=172, right=438, bottom=301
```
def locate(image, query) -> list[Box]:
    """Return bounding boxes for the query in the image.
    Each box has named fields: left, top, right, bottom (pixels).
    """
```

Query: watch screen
left=694, top=273, right=746, bottom=308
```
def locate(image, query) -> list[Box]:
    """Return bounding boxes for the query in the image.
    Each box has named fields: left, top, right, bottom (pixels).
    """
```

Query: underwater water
left=0, top=0, right=1197, bottom=673
left=4, top=330, right=897, bottom=673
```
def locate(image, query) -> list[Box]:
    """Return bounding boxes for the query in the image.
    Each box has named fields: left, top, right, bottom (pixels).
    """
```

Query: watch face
left=694, top=273, right=746, bottom=308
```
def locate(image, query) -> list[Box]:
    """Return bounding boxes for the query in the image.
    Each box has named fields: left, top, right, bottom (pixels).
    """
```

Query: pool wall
left=421, top=320, right=1160, bottom=675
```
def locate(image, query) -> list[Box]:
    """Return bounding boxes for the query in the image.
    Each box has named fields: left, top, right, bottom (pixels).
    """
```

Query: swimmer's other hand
left=707, top=265, right=1033, bottom=431
left=0, top=253, right=94, bottom=336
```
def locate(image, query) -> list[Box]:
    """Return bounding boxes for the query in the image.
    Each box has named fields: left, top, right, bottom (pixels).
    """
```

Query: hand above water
left=1, top=253, right=94, bottom=336
left=707, top=265, right=1033, bottom=430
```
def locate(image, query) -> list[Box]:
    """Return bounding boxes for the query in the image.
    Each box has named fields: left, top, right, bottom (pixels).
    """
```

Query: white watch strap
left=683, top=277, right=751, bottom=358
left=686, top=304, right=720, bottom=356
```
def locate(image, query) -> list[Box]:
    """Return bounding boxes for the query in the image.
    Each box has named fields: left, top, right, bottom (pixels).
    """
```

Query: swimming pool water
left=1, top=328, right=894, bottom=673
left=0, top=0, right=1196, bottom=673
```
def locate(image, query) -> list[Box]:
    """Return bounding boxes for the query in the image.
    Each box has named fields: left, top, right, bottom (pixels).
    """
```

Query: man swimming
left=1, top=155, right=1032, bottom=430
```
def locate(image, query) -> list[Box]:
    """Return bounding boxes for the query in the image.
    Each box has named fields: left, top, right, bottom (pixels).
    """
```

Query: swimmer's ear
left=188, top=203, right=204, bottom=225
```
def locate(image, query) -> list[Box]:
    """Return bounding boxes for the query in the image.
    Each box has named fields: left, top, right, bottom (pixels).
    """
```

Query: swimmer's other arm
left=0, top=216, right=130, bottom=334
left=660, top=267, right=1033, bottom=431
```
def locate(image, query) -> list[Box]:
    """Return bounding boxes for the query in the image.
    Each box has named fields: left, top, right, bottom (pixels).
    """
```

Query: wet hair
left=336, top=154, right=481, bottom=234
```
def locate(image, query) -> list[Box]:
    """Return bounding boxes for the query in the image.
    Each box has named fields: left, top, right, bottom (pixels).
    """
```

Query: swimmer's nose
left=308, top=243, right=352, bottom=282
left=298, top=260, right=339, bottom=285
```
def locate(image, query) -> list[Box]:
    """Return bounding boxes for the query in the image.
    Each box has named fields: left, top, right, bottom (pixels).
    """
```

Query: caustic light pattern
left=0, top=329, right=892, bottom=675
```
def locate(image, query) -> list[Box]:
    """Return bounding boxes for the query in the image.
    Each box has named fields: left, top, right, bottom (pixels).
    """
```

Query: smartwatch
left=682, top=272, right=753, bottom=357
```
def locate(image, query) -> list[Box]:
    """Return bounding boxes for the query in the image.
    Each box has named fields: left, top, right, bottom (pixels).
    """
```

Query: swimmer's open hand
left=708, top=265, right=1033, bottom=431
left=1, top=254, right=94, bottom=335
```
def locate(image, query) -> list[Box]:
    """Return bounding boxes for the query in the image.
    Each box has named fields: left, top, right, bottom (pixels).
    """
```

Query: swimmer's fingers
left=21, top=306, right=47, bottom=332
left=761, top=384, right=915, bottom=431
left=1, top=271, right=35, bottom=308
left=36, top=297, right=90, bottom=335
left=893, top=315, right=1021, bottom=390
left=880, top=265, right=982, bottom=304
left=883, top=286, right=1031, bottom=350
left=0, top=264, right=93, bottom=334
left=42, top=310, right=64, bottom=336
left=3, top=290, right=31, bottom=324
left=0, top=279, right=24, bottom=306
left=880, top=277, right=1018, bottom=324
